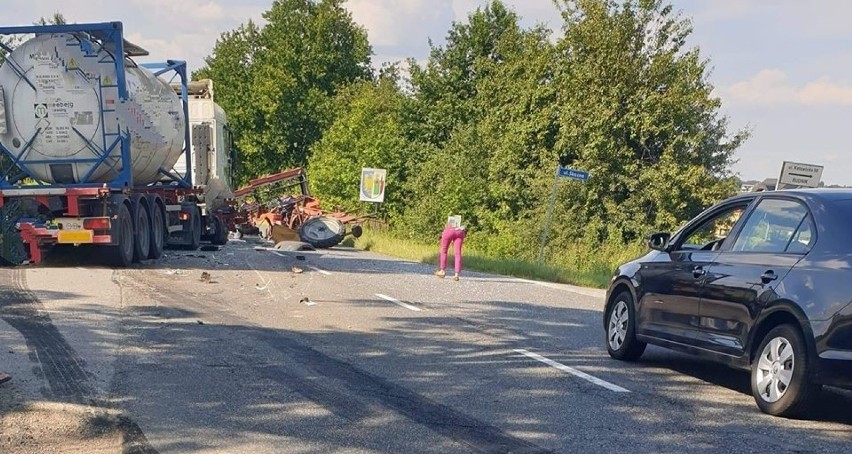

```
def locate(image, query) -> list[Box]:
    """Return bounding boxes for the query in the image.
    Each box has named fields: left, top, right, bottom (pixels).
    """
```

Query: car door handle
left=692, top=266, right=706, bottom=278
left=760, top=271, right=778, bottom=283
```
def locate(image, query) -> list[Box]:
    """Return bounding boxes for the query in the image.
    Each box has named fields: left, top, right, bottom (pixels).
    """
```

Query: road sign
left=777, top=161, right=823, bottom=190
left=557, top=166, right=589, bottom=181
left=359, top=168, right=387, bottom=203
left=539, top=165, right=590, bottom=262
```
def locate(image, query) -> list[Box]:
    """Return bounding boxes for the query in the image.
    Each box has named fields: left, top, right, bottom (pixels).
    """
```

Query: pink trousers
left=439, top=227, right=466, bottom=274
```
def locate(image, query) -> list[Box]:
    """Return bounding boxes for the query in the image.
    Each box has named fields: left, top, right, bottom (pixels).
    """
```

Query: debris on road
left=200, top=272, right=212, bottom=282
left=299, top=297, right=316, bottom=306
left=0, top=372, right=10, bottom=384
left=291, top=267, right=303, bottom=274
left=196, top=320, right=204, bottom=325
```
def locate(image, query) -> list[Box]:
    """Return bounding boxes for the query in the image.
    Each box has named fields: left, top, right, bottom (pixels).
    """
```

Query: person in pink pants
left=435, top=224, right=466, bottom=281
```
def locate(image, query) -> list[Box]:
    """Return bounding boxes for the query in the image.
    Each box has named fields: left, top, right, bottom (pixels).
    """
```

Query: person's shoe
left=453, top=274, right=460, bottom=281
left=434, top=269, right=446, bottom=278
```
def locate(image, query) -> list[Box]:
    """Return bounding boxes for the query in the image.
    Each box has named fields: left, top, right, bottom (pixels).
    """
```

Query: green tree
left=36, top=12, right=67, bottom=25
left=195, top=0, right=372, bottom=183
left=549, top=0, right=747, bottom=247
left=400, top=1, right=559, bottom=257
left=309, top=72, right=412, bottom=219
left=407, top=1, right=520, bottom=147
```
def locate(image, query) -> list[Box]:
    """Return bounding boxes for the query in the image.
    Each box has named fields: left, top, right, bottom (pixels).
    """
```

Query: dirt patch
left=0, top=397, right=126, bottom=453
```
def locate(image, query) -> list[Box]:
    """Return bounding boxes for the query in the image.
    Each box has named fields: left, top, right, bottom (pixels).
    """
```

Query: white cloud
left=128, top=0, right=225, bottom=23
left=347, top=0, right=454, bottom=48
left=723, top=69, right=852, bottom=106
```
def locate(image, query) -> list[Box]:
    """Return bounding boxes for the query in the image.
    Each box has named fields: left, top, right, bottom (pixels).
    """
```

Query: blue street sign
left=556, top=166, right=590, bottom=181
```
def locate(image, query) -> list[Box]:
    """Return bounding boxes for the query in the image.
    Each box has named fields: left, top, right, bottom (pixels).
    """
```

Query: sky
left=1, top=0, right=850, bottom=185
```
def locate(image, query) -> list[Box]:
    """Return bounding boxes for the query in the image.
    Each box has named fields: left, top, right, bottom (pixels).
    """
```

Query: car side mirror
left=648, top=232, right=671, bottom=251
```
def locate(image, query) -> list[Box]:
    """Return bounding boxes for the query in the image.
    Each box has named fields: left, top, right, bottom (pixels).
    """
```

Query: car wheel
left=751, top=324, right=821, bottom=417
left=605, top=291, right=646, bottom=361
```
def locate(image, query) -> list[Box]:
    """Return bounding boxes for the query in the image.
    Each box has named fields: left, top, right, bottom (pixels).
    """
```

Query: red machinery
left=229, top=167, right=363, bottom=248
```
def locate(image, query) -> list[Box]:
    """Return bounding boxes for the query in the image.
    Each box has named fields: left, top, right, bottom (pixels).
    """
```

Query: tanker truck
left=0, top=21, right=231, bottom=266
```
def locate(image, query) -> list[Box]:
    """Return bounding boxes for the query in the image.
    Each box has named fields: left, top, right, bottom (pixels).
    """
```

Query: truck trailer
left=0, top=21, right=231, bottom=266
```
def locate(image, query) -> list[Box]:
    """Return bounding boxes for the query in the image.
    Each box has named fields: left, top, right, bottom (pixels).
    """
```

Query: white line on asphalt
left=375, top=293, right=422, bottom=312
left=513, top=349, right=629, bottom=393
left=308, top=266, right=332, bottom=276
left=513, top=278, right=606, bottom=298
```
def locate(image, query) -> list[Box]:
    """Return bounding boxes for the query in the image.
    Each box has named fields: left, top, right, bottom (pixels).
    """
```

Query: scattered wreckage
left=225, top=167, right=364, bottom=249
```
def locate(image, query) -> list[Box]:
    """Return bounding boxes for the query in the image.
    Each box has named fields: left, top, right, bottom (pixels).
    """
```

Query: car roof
left=740, top=188, right=852, bottom=202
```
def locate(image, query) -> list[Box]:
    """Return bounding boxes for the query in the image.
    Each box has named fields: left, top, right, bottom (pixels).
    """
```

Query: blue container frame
left=0, top=21, right=192, bottom=190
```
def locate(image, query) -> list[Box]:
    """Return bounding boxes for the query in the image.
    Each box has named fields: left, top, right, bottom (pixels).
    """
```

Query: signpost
left=776, top=161, right=823, bottom=190
left=539, top=165, right=590, bottom=262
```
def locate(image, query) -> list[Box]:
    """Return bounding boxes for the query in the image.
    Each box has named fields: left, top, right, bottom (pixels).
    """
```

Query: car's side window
left=731, top=199, right=809, bottom=253
left=676, top=204, right=748, bottom=251
left=786, top=214, right=816, bottom=254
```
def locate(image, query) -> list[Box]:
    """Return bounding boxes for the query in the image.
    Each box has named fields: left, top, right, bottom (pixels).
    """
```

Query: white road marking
left=513, top=278, right=606, bottom=298
left=375, top=293, right=422, bottom=312
left=308, top=265, right=331, bottom=276
left=513, top=349, right=629, bottom=393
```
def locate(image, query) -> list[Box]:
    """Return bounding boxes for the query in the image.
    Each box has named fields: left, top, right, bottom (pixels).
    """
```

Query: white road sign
left=777, top=161, right=823, bottom=189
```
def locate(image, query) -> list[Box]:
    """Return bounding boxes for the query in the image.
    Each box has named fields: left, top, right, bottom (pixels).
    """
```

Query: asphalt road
left=2, top=237, right=851, bottom=453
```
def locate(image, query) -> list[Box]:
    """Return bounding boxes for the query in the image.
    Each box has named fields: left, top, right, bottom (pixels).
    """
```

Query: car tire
left=751, top=324, right=821, bottom=417
left=605, top=291, right=646, bottom=361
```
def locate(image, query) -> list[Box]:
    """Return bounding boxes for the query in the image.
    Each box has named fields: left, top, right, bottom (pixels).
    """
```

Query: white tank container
left=0, top=33, right=185, bottom=185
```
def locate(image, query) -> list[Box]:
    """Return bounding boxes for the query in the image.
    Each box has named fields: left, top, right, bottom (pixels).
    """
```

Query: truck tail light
left=179, top=211, right=191, bottom=221
left=83, top=217, right=111, bottom=230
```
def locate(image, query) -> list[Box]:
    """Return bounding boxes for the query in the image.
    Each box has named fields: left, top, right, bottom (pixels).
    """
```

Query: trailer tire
left=148, top=205, right=165, bottom=259
left=109, top=204, right=134, bottom=268
left=211, top=217, right=229, bottom=245
left=133, top=204, right=151, bottom=263
left=299, top=216, right=345, bottom=249
left=186, top=210, right=201, bottom=251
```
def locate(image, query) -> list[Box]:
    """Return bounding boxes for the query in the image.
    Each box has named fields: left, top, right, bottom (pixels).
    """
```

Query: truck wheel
left=299, top=216, right=345, bottom=249
left=109, top=204, right=134, bottom=268
left=186, top=210, right=201, bottom=251
left=211, top=217, right=229, bottom=245
left=148, top=205, right=165, bottom=259
left=133, top=204, right=151, bottom=263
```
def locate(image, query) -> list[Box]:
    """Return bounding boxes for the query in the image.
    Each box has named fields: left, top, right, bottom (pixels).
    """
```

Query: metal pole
left=538, top=166, right=559, bottom=263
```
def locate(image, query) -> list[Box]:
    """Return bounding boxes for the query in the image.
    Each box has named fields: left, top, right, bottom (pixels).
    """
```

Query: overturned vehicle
left=228, top=167, right=363, bottom=249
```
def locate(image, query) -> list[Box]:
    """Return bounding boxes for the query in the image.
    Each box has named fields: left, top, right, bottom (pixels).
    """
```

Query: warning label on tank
left=34, top=103, right=48, bottom=118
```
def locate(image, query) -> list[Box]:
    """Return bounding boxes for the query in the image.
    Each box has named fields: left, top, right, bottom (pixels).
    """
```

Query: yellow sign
left=103, top=75, right=112, bottom=86
left=57, top=230, right=94, bottom=244
left=67, top=58, right=78, bottom=69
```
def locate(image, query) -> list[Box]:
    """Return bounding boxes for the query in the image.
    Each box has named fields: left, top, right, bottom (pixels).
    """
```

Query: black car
left=604, top=189, right=852, bottom=416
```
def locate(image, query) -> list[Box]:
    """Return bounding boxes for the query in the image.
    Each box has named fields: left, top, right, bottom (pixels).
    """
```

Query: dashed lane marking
left=513, top=349, right=629, bottom=393
left=375, top=293, right=422, bottom=312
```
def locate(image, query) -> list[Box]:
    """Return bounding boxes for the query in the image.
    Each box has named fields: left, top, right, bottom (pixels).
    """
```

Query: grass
left=350, top=228, right=648, bottom=289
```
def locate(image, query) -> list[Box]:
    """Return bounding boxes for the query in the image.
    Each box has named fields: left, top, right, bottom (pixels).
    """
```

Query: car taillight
left=179, top=211, right=191, bottom=221
left=83, top=217, right=111, bottom=230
